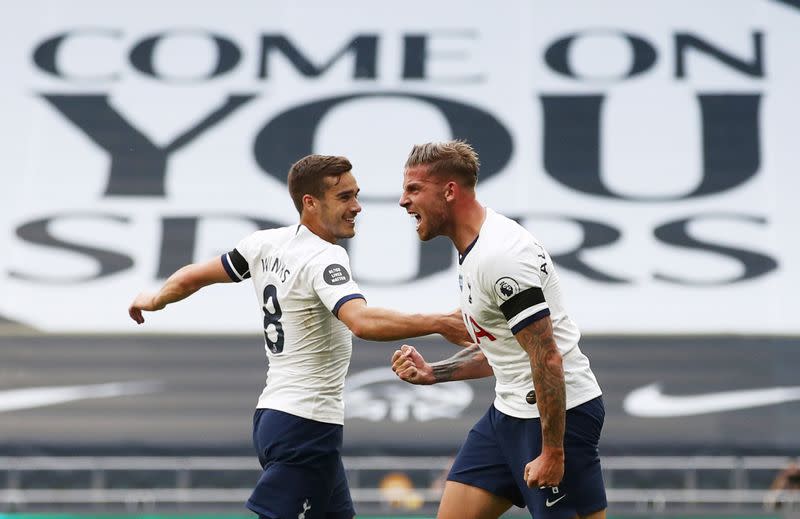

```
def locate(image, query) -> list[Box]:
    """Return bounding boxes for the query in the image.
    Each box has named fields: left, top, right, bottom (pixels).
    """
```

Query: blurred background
left=1, top=0, right=799, bottom=517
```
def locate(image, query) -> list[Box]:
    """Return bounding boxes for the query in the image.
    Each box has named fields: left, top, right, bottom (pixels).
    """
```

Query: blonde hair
left=404, top=140, right=480, bottom=188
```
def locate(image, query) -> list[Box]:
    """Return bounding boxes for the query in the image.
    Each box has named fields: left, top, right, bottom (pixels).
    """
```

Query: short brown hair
left=404, top=140, right=480, bottom=188
left=287, top=155, right=352, bottom=214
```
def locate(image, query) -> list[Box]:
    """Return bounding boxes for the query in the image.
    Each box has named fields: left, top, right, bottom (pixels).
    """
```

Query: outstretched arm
left=337, top=300, right=471, bottom=346
left=516, top=316, right=566, bottom=488
left=128, top=257, right=233, bottom=324
left=391, top=344, right=493, bottom=385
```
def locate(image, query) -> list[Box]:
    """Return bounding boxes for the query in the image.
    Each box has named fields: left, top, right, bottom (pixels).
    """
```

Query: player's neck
left=299, top=218, right=337, bottom=244
left=450, top=200, right=486, bottom=255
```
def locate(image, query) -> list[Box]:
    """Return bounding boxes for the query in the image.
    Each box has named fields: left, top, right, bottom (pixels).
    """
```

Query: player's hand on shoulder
left=128, top=292, right=159, bottom=324
left=523, top=449, right=565, bottom=488
left=391, top=345, right=435, bottom=385
left=440, top=309, right=471, bottom=347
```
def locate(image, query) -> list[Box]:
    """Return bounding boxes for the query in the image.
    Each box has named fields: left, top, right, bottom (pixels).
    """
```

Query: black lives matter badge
left=324, top=264, right=351, bottom=285
left=494, top=277, right=520, bottom=301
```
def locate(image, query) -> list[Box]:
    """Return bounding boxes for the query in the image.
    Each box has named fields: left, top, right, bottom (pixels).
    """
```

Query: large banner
left=1, top=0, right=799, bottom=333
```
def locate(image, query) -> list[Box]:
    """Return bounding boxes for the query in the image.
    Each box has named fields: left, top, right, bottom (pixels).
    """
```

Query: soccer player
left=128, top=155, right=468, bottom=519
left=392, top=141, right=606, bottom=519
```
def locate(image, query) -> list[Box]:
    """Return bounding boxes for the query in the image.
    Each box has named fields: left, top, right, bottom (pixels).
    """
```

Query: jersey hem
left=492, top=388, right=603, bottom=419
left=256, top=403, right=344, bottom=426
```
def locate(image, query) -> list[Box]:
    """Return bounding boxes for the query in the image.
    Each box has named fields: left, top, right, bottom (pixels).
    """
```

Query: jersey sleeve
left=483, top=242, right=550, bottom=335
left=220, top=232, right=260, bottom=282
left=310, top=246, right=365, bottom=317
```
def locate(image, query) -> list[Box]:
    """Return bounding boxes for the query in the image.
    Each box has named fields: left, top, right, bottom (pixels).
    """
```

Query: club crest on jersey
left=494, top=277, right=520, bottom=301
left=323, top=264, right=350, bottom=285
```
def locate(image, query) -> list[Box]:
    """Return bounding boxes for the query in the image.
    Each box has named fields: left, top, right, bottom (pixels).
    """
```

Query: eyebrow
left=335, top=187, right=360, bottom=197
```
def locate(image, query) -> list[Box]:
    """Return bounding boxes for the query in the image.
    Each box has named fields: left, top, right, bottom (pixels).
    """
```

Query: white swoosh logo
left=545, top=494, right=567, bottom=507
left=624, top=383, right=800, bottom=417
left=0, top=381, right=163, bottom=413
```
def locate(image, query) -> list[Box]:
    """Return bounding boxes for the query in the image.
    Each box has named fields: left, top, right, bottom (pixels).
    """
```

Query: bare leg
left=437, top=481, right=513, bottom=519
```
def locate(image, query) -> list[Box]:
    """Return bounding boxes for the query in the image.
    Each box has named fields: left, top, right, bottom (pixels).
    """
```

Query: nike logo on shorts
left=545, top=494, right=567, bottom=507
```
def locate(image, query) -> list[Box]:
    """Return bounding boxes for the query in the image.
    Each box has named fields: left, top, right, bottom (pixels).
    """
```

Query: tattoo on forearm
left=517, top=318, right=566, bottom=449
left=431, top=344, right=484, bottom=383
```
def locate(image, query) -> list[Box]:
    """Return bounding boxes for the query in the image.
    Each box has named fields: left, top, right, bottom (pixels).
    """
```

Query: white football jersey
left=457, top=208, right=602, bottom=419
left=222, top=224, right=364, bottom=425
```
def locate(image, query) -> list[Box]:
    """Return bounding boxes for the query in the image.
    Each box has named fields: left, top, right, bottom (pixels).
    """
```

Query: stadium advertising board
left=1, top=1, right=798, bottom=333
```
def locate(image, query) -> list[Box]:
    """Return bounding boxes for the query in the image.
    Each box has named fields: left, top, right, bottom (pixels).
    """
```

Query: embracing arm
left=128, top=257, right=233, bottom=324
left=337, top=299, right=470, bottom=346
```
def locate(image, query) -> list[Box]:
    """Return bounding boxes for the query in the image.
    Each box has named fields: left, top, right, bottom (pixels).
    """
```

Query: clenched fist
left=391, top=345, right=435, bottom=385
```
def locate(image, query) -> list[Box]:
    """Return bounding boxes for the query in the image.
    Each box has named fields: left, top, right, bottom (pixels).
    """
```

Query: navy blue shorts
left=247, top=409, right=355, bottom=519
left=448, top=396, right=607, bottom=518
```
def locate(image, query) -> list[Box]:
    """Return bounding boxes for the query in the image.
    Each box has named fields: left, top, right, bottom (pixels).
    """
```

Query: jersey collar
left=458, top=207, right=491, bottom=265
left=458, top=235, right=479, bottom=265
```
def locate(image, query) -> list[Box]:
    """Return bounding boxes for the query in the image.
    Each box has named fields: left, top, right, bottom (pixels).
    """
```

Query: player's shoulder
left=244, top=225, right=295, bottom=243
left=235, top=225, right=295, bottom=259
left=480, top=208, right=537, bottom=257
left=311, top=242, right=350, bottom=265
left=301, top=234, right=355, bottom=287
left=297, top=226, right=351, bottom=265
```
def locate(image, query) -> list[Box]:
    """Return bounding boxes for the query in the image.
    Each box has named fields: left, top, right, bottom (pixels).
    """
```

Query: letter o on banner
left=544, top=30, right=657, bottom=81
left=253, top=92, right=513, bottom=187
left=129, top=30, right=241, bottom=81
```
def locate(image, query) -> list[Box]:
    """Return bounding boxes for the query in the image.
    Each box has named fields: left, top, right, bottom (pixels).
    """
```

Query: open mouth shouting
left=409, top=212, right=421, bottom=230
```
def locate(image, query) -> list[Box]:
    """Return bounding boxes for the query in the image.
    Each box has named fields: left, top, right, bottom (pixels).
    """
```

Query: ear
left=444, top=181, right=458, bottom=202
left=302, top=194, right=316, bottom=212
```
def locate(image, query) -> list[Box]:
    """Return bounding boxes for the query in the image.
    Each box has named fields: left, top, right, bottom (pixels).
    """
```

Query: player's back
left=224, top=224, right=363, bottom=425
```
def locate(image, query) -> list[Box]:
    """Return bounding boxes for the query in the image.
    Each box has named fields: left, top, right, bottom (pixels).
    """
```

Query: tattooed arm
left=391, top=344, right=493, bottom=385
left=516, top=316, right=566, bottom=488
